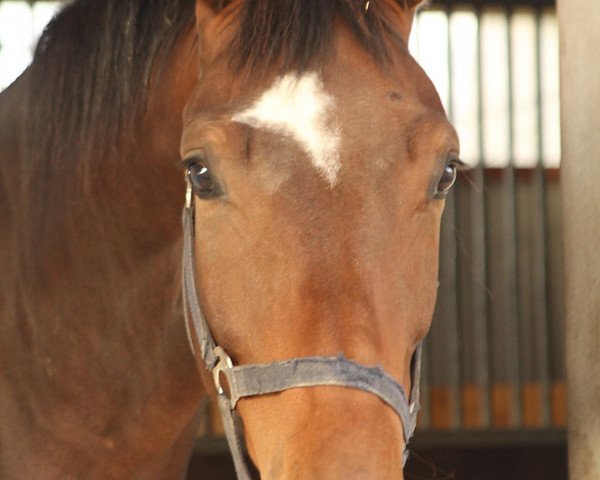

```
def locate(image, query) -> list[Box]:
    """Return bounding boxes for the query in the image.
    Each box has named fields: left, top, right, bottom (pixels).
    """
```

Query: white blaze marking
left=232, top=72, right=341, bottom=185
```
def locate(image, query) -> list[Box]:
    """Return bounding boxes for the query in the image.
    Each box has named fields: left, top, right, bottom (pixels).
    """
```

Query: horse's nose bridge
left=292, top=204, right=409, bottom=363
left=299, top=259, right=390, bottom=363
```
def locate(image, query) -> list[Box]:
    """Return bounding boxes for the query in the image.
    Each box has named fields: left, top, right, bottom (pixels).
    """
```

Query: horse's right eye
left=436, top=162, right=458, bottom=196
left=187, top=162, right=219, bottom=199
left=434, top=157, right=464, bottom=199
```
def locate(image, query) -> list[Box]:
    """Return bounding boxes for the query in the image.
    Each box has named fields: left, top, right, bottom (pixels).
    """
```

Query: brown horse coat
left=0, top=1, right=457, bottom=479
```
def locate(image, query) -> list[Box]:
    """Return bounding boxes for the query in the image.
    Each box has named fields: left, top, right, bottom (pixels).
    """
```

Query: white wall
left=0, top=1, right=60, bottom=89
left=558, top=1, right=600, bottom=478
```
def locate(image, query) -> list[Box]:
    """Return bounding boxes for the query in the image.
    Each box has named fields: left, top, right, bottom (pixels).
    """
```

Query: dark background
left=186, top=445, right=567, bottom=480
left=187, top=431, right=567, bottom=480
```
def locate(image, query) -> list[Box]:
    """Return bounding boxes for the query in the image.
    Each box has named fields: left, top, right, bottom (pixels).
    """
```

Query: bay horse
left=0, top=0, right=460, bottom=479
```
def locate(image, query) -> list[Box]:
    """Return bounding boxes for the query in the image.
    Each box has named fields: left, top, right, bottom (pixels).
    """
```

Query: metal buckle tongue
left=212, top=346, right=234, bottom=396
left=185, top=178, right=193, bottom=209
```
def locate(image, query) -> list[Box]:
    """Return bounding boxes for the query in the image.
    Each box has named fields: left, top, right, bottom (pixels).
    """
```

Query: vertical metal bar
left=445, top=3, right=454, bottom=123
left=443, top=2, right=460, bottom=430
left=540, top=7, right=567, bottom=428
left=524, top=5, right=551, bottom=427
left=486, top=5, right=521, bottom=428
left=535, top=9, right=545, bottom=167
left=456, top=3, right=489, bottom=429
left=507, top=4, right=522, bottom=427
left=513, top=7, right=547, bottom=429
left=545, top=169, right=567, bottom=428
left=428, top=2, right=460, bottom=431
left=506, top=8, right=515, bottom=168
left=472, top=4, right=490, bottom=429
left=506, top=3, right=522, bottom=428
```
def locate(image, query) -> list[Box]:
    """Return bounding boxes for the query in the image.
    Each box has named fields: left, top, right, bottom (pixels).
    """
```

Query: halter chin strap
left=182, top=189, right=422, bottom=480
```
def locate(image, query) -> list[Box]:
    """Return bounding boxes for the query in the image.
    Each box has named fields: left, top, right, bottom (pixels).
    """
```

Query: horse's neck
left=0, top=33, right=207, bottom=479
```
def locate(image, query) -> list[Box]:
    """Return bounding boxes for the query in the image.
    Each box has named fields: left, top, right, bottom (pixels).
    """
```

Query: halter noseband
left=182, top=183, right=422, bottom=480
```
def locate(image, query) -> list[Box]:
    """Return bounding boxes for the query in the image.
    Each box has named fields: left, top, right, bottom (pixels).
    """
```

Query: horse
left=0, top=1, right=460, bottom=479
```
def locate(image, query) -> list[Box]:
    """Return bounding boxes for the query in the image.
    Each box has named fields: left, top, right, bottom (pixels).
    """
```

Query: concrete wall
left=557, top=1, right=600, bottom=478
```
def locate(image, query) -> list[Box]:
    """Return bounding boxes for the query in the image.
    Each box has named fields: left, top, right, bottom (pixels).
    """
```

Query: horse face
left=182, top=1, right=459, bottom=478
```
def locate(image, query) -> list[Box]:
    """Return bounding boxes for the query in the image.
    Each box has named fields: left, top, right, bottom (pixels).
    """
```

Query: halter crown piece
left=182, top=180, right=422, bottom=480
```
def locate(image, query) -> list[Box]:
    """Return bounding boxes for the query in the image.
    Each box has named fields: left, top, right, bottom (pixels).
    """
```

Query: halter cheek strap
left=182, top=191, right=422, bottom=480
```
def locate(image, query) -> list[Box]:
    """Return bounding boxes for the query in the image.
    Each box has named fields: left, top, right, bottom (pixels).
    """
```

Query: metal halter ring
left=212, top=346, right=234, bottom=396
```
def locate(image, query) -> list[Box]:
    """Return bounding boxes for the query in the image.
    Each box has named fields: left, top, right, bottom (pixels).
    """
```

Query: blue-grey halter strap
left=182, top=185, right=422, bottom=480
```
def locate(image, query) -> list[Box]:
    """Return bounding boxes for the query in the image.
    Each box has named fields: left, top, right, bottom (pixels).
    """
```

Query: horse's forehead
left=232, top=72, right=342, bottom=186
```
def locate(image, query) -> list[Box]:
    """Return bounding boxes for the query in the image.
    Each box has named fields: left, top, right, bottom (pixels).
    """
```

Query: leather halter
left=182, top=182, right=422, bottom=479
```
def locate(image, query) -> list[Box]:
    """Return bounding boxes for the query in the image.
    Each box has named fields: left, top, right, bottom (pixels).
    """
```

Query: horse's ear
left=195, top=0, right=233, bottom=26
left=389, top=0, right=426, bottom=43
left=402, top=0, right=428, bottom=9
left=199, top=0, right=233, bottom=12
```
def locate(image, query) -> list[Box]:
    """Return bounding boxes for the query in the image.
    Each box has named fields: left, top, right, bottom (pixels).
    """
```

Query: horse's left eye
left=187, top=162, right=218, bottom=198
left=435, top=159, right=462, bottom=198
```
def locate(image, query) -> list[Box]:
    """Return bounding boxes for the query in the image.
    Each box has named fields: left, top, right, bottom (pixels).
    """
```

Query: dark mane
left=26, top=0, right=196, bottom=195
left=22, top=0, right=195, bottom=245
left=232, top=0, right=410, bottom=74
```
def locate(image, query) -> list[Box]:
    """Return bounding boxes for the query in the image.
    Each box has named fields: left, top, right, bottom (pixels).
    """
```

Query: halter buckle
left=212, top=346, right=234, bottom=396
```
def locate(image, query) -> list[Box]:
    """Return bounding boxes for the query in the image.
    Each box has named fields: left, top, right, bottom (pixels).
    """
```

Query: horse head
left=182, top=1, right=459, bottom=478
